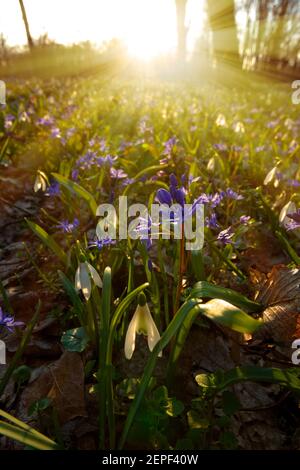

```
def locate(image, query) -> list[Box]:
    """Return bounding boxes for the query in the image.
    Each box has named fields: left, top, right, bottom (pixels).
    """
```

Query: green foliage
left=0, top=409, right=58, bottom=450
left=26, top=219, right=68, bottom=265
left=61, top=327, right=90, bottom=352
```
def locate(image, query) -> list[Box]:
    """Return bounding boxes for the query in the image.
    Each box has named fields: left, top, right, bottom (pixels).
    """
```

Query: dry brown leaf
left=252, top=266, right=300, bottom=342
left=21, top=351, right=86, bottom=424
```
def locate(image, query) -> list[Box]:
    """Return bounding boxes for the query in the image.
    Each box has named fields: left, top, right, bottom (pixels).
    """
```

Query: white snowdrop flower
left=34, top=171, right=48, bottom=192
left=284, top=118, right=293, bottom=130
left=233, top=122, right=245, bottom=133
left=279, top=201, right=296, bottom=229
left=215, top=114, right=227, bottom=127
left=263, top=166, right=277, bottom=186
left=207, top=157, right=215, bottom=172
left=75, top=261, right=102, bottom=301
left=125, top=293, right=161, bottom=360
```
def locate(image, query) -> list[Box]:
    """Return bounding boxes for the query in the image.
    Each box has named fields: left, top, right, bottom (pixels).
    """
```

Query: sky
left=0, top=0, right=206, bottom=59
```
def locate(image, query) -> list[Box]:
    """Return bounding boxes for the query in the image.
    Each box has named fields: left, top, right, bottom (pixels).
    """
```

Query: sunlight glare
left=108, top=0, right=177, bottom=60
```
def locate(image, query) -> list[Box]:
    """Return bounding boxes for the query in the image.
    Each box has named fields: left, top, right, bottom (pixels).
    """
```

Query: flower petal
left=264, top=166, right=277, bottom=186
left=87, top=263, right=103, bottom=288
left=79, top=263, right=91, bottom=301
left=124, top=311, right=138, bottom=360
left=279, top=201, right=296, bottom=227
left=75, top=266, right=81, bottom=291
left=143, top=304, right=162, bottom=357
left=34, top=175, right=42, bottom=193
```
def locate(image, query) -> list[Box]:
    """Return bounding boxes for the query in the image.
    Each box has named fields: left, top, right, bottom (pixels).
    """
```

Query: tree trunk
left=19, top=0, right=34, bottom=50
left=268, top=0, right=289, bottom=70
left=175, top=0, right=188, bottom=62
left=255, top=0, right=270, bottom=70
left=206, top=0, right=241, bottom=69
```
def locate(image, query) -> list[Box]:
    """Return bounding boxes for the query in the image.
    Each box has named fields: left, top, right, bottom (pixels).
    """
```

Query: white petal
left=75, top=266, right=81, bottom=291
left=34, top=176, right=41, bottom=193
left=263, top=167, right=277, bottom=186
left=41, top=178, right=47, bottom=192
left=279, top=201, right=296, bottom=226
left=87, top=263, right=103, bottom=288
left=143, top=304, right=162, bottom=357
left=124, top=310, right=139, bottom=360
left=80, top=263, right=91, bottom=301
left=207, top=157, right=215, bottom=172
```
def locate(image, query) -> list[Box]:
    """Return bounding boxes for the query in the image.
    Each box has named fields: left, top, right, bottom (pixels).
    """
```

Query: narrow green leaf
left=98, top=266, right=112, bottom=449
left=200, top=299, right=262, bottom=334
left=0, top=409, right=55, bottom=443
left=0, top=301, right=41, bottom=397
left=189, top=281, right=262, bottom=313
left=106, top=282, right=149, bottom=449
left=275, top=230, right=300, bottom=264
left=26, top=219, right=67, bottom=265
left=118, top=298, right=202, bottom=449
left=0, top=421, right=58, bottom=450
left=58, top=270, right=84, bottom=320
left=52, top=173, right=98, bottom=215
left=195, top=366, right=300, bottom=394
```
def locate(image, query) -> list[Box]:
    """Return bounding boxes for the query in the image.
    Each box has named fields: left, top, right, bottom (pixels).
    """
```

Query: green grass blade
left=196, top=366, right=300, bottom=394
left=0, top=409, right=57, bottom=444
left=98, top=266, right=112, bottom=449
left=58, top=270, right=84, bottom=322
left=200, top=299, right=262, bottom=333
left=26, top=219, right=68, bottom=266
left=189, top=281, right=262, bottom=312
left=0, top=301, right=41, bottom=397
left=0, top=421, right=58, bottom=450
left=118, top=298, right=202, bottom=449
left=275, top=230, right=300, bottom=264
left=107, top=282, right=149, bottom=361
left=52, top=172, right=98, bottom=215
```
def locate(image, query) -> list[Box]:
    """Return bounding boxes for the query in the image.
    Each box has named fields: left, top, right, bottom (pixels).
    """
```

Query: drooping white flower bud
left=125, top=293, right=161, bottom=360
left=75, top=261, right=102, bottom=301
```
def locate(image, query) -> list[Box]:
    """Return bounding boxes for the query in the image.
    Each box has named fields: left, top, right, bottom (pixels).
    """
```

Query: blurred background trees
left=1, top=0, right=299, bottom=79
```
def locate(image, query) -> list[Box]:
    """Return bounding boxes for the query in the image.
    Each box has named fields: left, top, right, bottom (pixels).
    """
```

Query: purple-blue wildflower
left=224, top=188, right=243, bottom=200
left=56, top=218, right=79, bottom=234
left=0, top=307, right=24, bottom=332
left=4, top=114, right=15, bottom=130
left=46, top=182, right=60, bottom=197
left=36, top=115, right=55, bottom=127
left=286, top=209, right=300, bottom=231
left=239, top=215, right=251, bottom=225
left=287, top=179, right=300, bottom=187
left=217, top=227, right=234, bottom=245
left=156, top=173, right=186, bottom=209
left=214, top=143, right=228, bottom=152
left=266, top=120, right=280, bottom=129
left=110, top=168, right=128, bottom=179
left=156, top=188, right=173, bottom=205
left=50, top=127, right=62, bottom=139
left=205, top=212, right=219, bottom=229
left=71, top=169, right=79, bottom=181
left=163, top=136, right=177, bottom=156
left=134, top=216, right=154, bottom=250
left=88, top=237, right=116, bottom=250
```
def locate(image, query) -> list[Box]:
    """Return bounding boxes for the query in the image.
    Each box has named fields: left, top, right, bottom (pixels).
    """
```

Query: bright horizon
left=0, top=0, right=206, bottom=59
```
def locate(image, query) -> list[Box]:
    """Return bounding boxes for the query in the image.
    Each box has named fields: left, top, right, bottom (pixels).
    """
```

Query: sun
left=116, top=0, right=177, bottom=60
